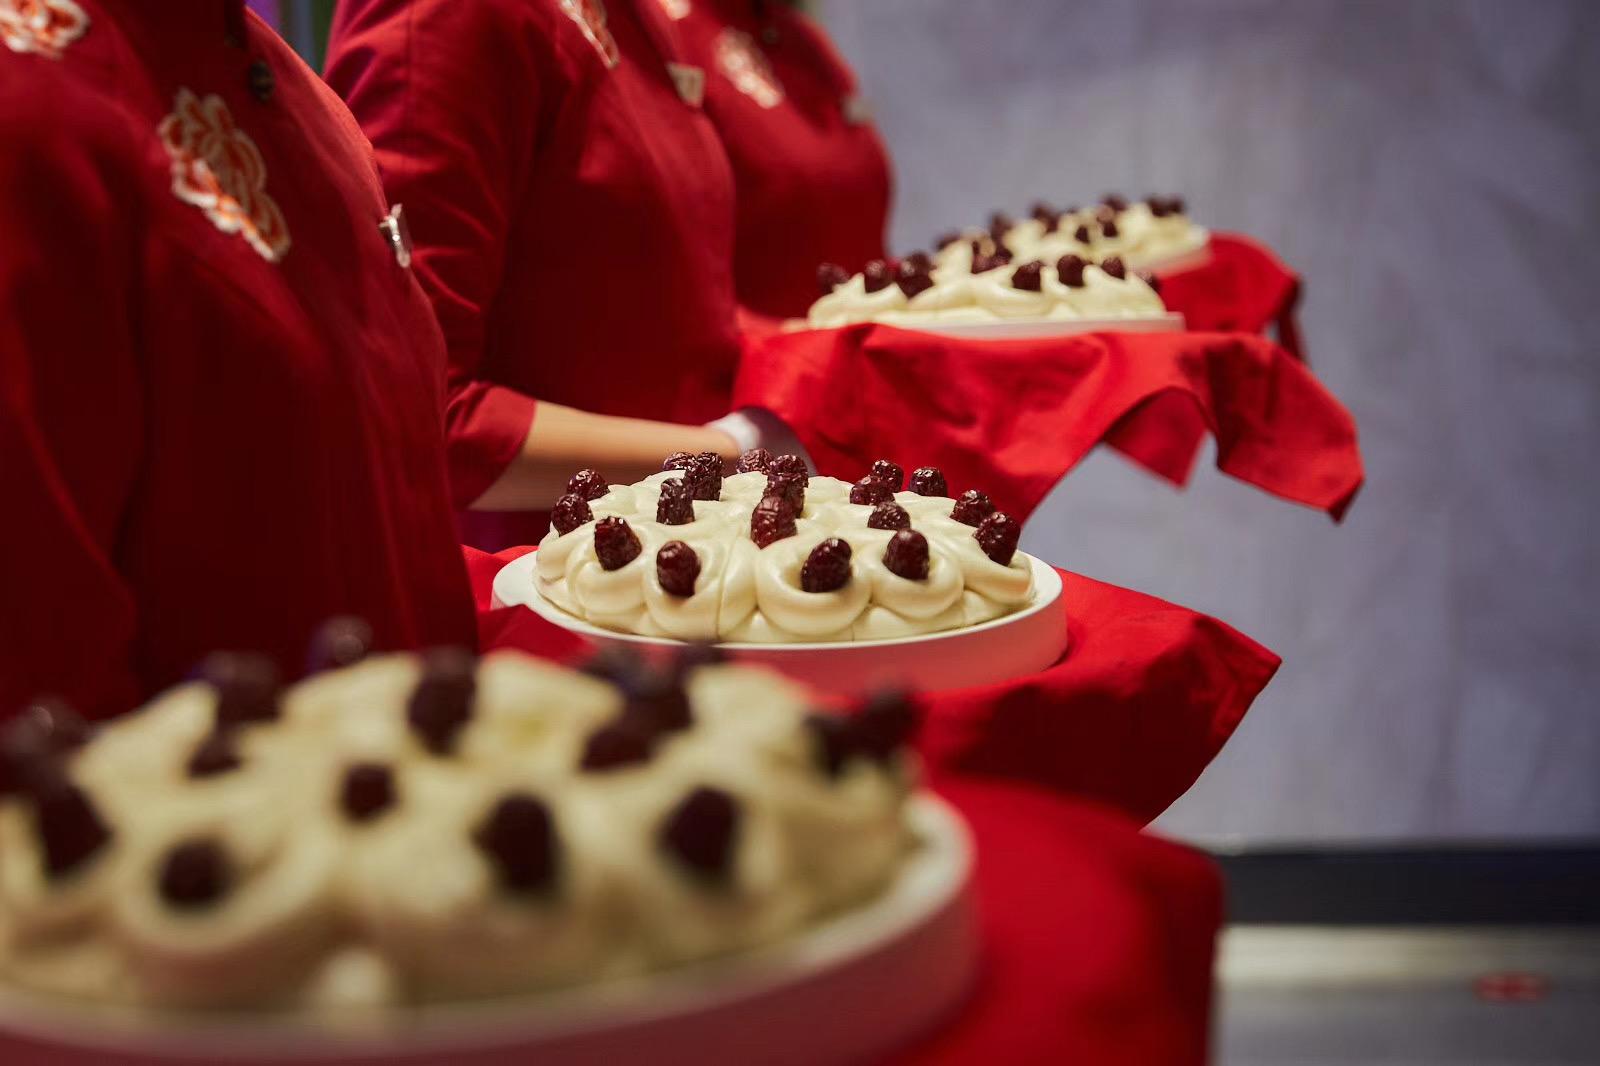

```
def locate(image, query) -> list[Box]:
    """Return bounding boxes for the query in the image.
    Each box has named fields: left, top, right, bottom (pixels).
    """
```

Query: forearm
left=468, top=402, right=739, bottom=511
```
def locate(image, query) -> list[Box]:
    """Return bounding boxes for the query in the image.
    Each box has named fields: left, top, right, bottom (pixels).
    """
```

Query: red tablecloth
left=734, top=325, right=1360, bottom=524
left=470, top=548, right=1277, bottom=826
left=899, top=778, right=1220, bottom=1066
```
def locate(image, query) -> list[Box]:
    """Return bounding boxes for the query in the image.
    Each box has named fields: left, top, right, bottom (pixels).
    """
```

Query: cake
left=806, top=194, right=1199, bottom=330
left=974, top=195, right=1208, bottom=273
left=0, top=645, right=920, bottom=1010
left=536, top=454, right=1036, bottom=643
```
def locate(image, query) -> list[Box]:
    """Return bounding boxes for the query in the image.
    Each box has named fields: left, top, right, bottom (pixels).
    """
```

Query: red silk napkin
left=1159, top=232, right=1304, bottom=358
left=895, top=778, right=1220, bottom=1066
left=735, top=323, right=1361, bottom=523
left=1107, top=232, right=1308, bottom=484
left=469, top=547, right=1278, bottom=825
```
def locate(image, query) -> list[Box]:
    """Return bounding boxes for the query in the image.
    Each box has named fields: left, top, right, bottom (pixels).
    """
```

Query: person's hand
left=704, top=408, right=814, bottom=472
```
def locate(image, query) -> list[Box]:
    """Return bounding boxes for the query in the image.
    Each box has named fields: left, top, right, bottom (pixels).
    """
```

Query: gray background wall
left=817, top=0, right=1600, bottom=844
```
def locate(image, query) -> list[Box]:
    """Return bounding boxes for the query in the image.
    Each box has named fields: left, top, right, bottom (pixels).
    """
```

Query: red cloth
left=1159, top=232, right=1303, bottom=355
left=326, top=0, right=742, bottom=550
left=0, top=1, right=476, bottom=721
left=674, top=0, right=892, bottom=319
left=736, top=324, right=1362, bottom=524
left=469, top=546, right=1277, bottom=825
left=1107, top=232, right=1309, bottom=484
left=897, top=778, right=1220, bottom=1066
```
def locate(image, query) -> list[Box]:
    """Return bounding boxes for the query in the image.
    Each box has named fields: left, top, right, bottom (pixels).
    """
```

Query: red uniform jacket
left=672, top=0, right=891, bottom=319
left=0, top=0, right=476, bottom=719
left=325, top=0, right=743, bottom=551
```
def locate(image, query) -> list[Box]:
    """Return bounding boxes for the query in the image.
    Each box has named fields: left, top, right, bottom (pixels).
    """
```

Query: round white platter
left=0, top=796, right=976, bottom=1066
left=493, top=552, right=1068, bottom=696
left=901, top=310, right=1185, bottom=340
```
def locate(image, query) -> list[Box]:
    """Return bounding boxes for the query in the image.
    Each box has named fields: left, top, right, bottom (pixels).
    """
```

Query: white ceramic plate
left=901, top=311, right=1185, bottom=340
left=1131, top=228, right=1213, bottom=275
left=0, top=797, right=976, bottom=1066
left=494, top=552, right=1068, bottom=696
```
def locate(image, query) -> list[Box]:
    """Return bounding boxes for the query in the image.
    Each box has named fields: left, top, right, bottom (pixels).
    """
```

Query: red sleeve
left=0, top=91, right=143, bottom=720
left=325, top=0, right=547, bottom=508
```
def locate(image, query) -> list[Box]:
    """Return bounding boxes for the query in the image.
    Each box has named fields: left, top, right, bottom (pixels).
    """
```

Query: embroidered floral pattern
left=158, top=89, right=290, bottom=263
left=655, top=0, right=689, bottom=19
left=0, top=0, right=89, bottom=59
left=559, top=0, right=619, bottom=68
left=715, top=28, right=783, bottom=109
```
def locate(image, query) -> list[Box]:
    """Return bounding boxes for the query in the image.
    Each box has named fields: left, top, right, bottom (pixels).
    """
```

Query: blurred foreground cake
left=0, top=649, right=920, bottom=1009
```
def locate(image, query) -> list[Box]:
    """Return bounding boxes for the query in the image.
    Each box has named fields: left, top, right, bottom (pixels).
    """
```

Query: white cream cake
left=536, top=454, right=1035, bottom=643
left=0, top=648, right=919, bottom=1010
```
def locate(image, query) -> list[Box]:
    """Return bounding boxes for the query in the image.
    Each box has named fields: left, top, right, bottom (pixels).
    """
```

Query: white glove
left=704, top=408, right=815, bottom=473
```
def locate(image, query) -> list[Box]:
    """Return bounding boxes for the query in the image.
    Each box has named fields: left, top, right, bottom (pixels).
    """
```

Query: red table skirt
left=900, top=778, right=1219, bottom=1066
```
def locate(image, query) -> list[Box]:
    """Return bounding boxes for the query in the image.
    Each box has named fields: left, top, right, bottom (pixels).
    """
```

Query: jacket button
left=248, top=60, right=274, bottom=102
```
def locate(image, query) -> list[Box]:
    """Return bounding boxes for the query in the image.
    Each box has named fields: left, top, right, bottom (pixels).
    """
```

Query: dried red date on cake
left=186, top=730, right=241, bottom=778
left=862, top=259, right=894, bottom=293
left=735, top=447, right=773, bottom=474
left=870, top=459, right=904, bottom=490
left=1, top=699, right=91, bottom=796
left=868, top=501, right=911, bottom=531
left=849, top=476, right=893, bottom=506
left=306, top=616, right=374, bottom=673
left=805, top=714, right=854, bottom=778
left=902, top=251, right=933, bottom=274
left=883, top=529, right=930, bottom=581
left=854, top=691, right=921, bottom=762
left=474, top=793, right=557, bottom=894
left=1147, top=195, right=1171, bottom=218
left=1101, top=218, right=1120, bottom=239
left=988, top=211, right=1013, bottom=240
left=800, top=538, right=852, bottom=593
left=1142, top=271, right=1162, bottom=295
left=594, top=516, right=643, bottom=571
left=1056, top=254, right=1088, bottom=288
left=1101, top=193, right=1128, bottom=212
left=624, top=675, right=694, bottom=734
left=656, top=540, right=701, bottom=597
left=550, top=493, right=594, bottom=535
left=660, top=787, right=739, bottom=881
left=567, top=468, right=608, bottom=501
left=908, top=466, right=948, bottom=497
left=407, top=647, right=476, bottom=754
left=750, top=494, right=798, bottom=548
left=1011, top=260, right=1044, bottom=292
left=30, top=777, right=111, bottom=879
left=816, top=262, right=849, bottom=293
left=950, top=488, right=996, bottom=526
left=1073, top=223, right=1091, bottom=244
left=896, top=260, right=934, bottom=299
left=159, top=838, right=232, bottom=909
left=662, top=451, right=695, bottom=472
left=580, top=719, right=656, bottom=771
left=341, top=763, right=397, bottom=822
left=768, top=453, right=808, bottom=477
left=686, top=452, right=723, bottom=501
left=1031, top=201, right=1059, bottom=231
left=204, top=652, right=282, bottom=726
left=656, top=477, right=695, bottom=525
left=1100, top=255, right=1127, bottom=280
left=974, top=512, right=1021, bottom=566
left=764, top=471, right=806, bottom=513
